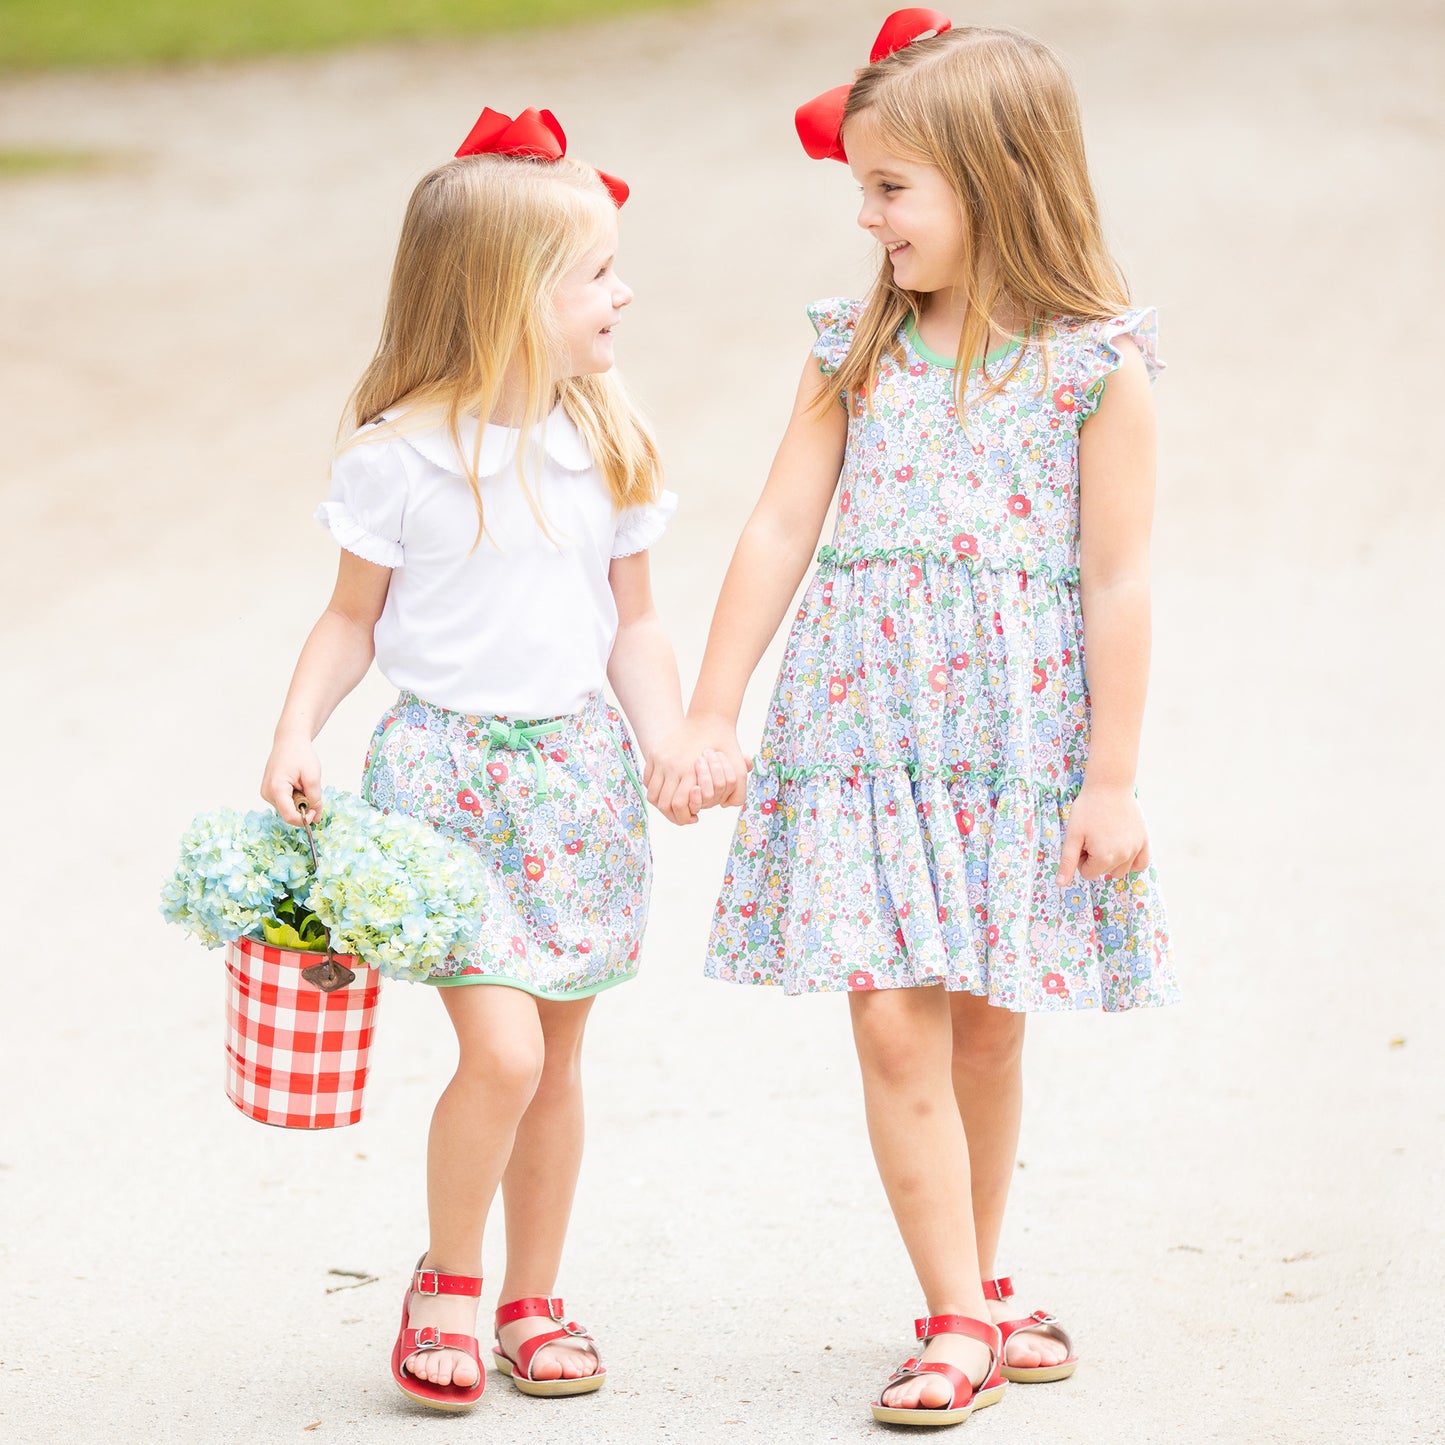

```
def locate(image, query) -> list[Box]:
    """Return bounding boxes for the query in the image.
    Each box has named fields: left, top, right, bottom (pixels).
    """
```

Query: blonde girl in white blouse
left=260, top=109, right=733, bottom=1414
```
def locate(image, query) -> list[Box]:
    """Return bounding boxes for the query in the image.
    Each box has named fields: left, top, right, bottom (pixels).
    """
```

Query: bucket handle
left=293, top=793, right=357, bottom=993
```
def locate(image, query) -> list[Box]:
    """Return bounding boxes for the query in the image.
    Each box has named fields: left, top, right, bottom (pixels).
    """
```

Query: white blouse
left=315, top=405, right=676, bottom=719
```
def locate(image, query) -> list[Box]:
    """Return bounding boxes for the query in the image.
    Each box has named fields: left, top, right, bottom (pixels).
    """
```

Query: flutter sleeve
left=1074, top=307, right=1164, bottom=421
left=314, top=436, right=406, bottom=569
left=805, top=297, right=864, bottom=377
left=611, top=488, right=679, bottom=559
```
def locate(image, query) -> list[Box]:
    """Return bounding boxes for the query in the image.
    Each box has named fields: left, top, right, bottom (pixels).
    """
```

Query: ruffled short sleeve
left=611, top=488, right=678, bottom=559
left=315, top=435, right=406, bottom=569
left=1074, top=307, right=1164, bottom=421
left=806, top=297, right=863, bottom=378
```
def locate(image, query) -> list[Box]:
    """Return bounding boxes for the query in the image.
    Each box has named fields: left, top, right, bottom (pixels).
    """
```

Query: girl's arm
left=646, top=353, right=849, bottom=816
left=260, top=551, right=391, bottom=825
left=606, top=550, right=714, bottom=825
left=1059, top=337, right=1156, bottom=883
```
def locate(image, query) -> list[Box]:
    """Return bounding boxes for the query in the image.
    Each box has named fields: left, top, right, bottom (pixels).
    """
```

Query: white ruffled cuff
left=315, top=500, right=404, bottom=569
left=611, top=489, right=678, bottom=558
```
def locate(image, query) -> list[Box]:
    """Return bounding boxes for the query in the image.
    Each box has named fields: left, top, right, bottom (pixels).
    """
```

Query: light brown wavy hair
left=828, top=25, right=1130, bottom=412
left=345, top=153, right=660, bottom=542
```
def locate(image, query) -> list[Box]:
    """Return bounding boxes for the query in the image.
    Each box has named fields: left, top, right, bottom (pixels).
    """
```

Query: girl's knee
left=457, top=1035, right=546, bottom=1105
left=951, top=1003, right=1025, bottom=1075
left=851, top=998, right=947, bottom=1086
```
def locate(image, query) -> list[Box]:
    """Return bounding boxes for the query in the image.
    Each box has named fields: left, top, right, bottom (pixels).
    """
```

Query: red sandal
left=492, top=1296, right=606, bottom=1397
left=983, top=1276, right=1078, bottom=1384
left=870, top=1313, right=1005, bottom=1427
left=389, top=1258, right=486, bottom=1412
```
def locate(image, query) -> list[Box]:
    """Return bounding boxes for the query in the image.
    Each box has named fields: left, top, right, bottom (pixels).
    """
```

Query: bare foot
left=495, top=1312, right=600, bottom=1382
left=986, top=1296, right=1071, bottom=1371
left=402, top=1267, right=482, bottom=1389
left=880, top=1328, right=994, bottom=1411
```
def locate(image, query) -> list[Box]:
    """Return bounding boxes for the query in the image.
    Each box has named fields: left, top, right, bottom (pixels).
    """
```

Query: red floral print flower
left=1053, top=383, right=1077, bottom=412
left=880, top=616, right=896, bottom=642
left=951, top=652, right=969, bottom=669
left=740, top=901, right=757, bottom=918
left=955, top=807, right=975, bottom=835
left=829, top=675, right=847, bottom=703
left=840, top=490, right=852, bottom=514
left=847, top=969, right=876, bottom=990
left=486, top=761, right=508, bottom=784
left=1043, top=972, right=1068, bottom=996
left=986, top=924, right=1000, bottom=945
left=577, top=939, right=592, bottom=953
left=550, top=748, right=568, bottom=762
left=951, top=532, right=980, bottom=560
left=885, top=800, right=897, bottom=816
left=1032, top=664, right=1048, bottom=693
left=896, top=464, right=914, bottom=482
left=929, top=664, right=948, bottom=692
left=510, top=936, right=526, bottom=957
left=906, top=563, right=923, bottom=589
left=457, top=788, right=482, bottom=814
left=564, top=838, right=582, bottom=855
left=760, top=798, right=778, bottom=814
left=1007, top=494, right=1032, bottom=518
left=523, top=854, right=545, bottom=881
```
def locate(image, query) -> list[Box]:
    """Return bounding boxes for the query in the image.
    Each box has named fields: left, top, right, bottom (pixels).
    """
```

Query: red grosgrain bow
left=794, top=8, right=953, bottom=162
left=455, top=106, right=630, bottom=207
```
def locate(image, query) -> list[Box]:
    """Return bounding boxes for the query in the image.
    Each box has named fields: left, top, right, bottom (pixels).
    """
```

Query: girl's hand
left=261, top=736, right=323, bottom=826
left=646, top=719, right=749, bottom=824
left=1056, top=783, right=1151, bottom=884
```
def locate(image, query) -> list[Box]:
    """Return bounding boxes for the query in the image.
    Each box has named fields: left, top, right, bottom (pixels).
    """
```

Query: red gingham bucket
left=224, top=936, right=381, bottom=1129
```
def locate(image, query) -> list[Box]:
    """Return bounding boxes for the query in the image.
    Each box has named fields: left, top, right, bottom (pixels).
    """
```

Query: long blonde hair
left=345, top=153, right=660, bottom=540
left=830, top=26, right=1130, bottom=411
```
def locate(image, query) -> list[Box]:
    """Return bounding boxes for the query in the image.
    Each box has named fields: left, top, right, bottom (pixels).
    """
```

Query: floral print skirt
left=362, top=691, right=651, bottom=998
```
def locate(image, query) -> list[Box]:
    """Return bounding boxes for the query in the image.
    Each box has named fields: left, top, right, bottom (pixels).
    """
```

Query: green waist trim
left=816, top=544, right=1080, bottom=585
left=755, top=758, right=1079, bottom=797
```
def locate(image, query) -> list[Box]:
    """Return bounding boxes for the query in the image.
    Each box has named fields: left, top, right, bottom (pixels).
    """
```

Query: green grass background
left=0, top=0, right=704, bottom=70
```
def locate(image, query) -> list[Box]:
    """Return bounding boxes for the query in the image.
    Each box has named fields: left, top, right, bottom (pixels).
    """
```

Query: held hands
left=644, top=717, right=750, bottom=826
left=1056, top=782, right=1151, bottom=885
left=260, top=735, right=323, bottom=826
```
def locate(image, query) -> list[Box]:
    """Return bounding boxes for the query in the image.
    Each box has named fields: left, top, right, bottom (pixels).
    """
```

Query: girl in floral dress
left=261, top=108, right=725, bottom=1413
left=648, top=11, right=1178, bottom=1430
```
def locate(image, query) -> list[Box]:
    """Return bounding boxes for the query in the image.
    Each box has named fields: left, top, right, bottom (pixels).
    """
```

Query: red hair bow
left=455, top=106, right=630, bottom=207
left=794, top=8, right=952, bottom=163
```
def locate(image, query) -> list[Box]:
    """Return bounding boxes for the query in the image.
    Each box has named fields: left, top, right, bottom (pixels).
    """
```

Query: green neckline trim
left=752, top=758, right=1078, bottom=797
left=816, top=544, right=1080, bottom=585
left=904, top=318, right=1022, bottom=372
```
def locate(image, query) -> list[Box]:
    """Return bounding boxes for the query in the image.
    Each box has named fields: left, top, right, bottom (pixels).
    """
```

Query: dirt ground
left=1, top=0, right=1441, bottom=1441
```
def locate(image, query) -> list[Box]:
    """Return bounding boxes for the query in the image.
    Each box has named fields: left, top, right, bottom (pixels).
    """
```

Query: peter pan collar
left=383, top=403, right=593, bottom=477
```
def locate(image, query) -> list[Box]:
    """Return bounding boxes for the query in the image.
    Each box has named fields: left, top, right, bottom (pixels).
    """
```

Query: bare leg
left=404, top=984, right=545, bottom=1389
left=494, top=995, right=601, bottom=1381
left=948, top=992, right=1067, bottom=1370
left=849, top=988, right=994, bottom=1410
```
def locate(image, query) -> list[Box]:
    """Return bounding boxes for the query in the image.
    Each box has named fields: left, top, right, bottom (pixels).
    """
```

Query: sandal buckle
left=413, top=1326, right=442, bottom=1350
left=547, top=1296, right=566, bottom=1321
left=414, top=1269, right=440, bottom=1295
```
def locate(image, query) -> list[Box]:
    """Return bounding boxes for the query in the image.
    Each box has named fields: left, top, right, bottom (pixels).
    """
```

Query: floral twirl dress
left=705, top=299, right=1179, bottom=1012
